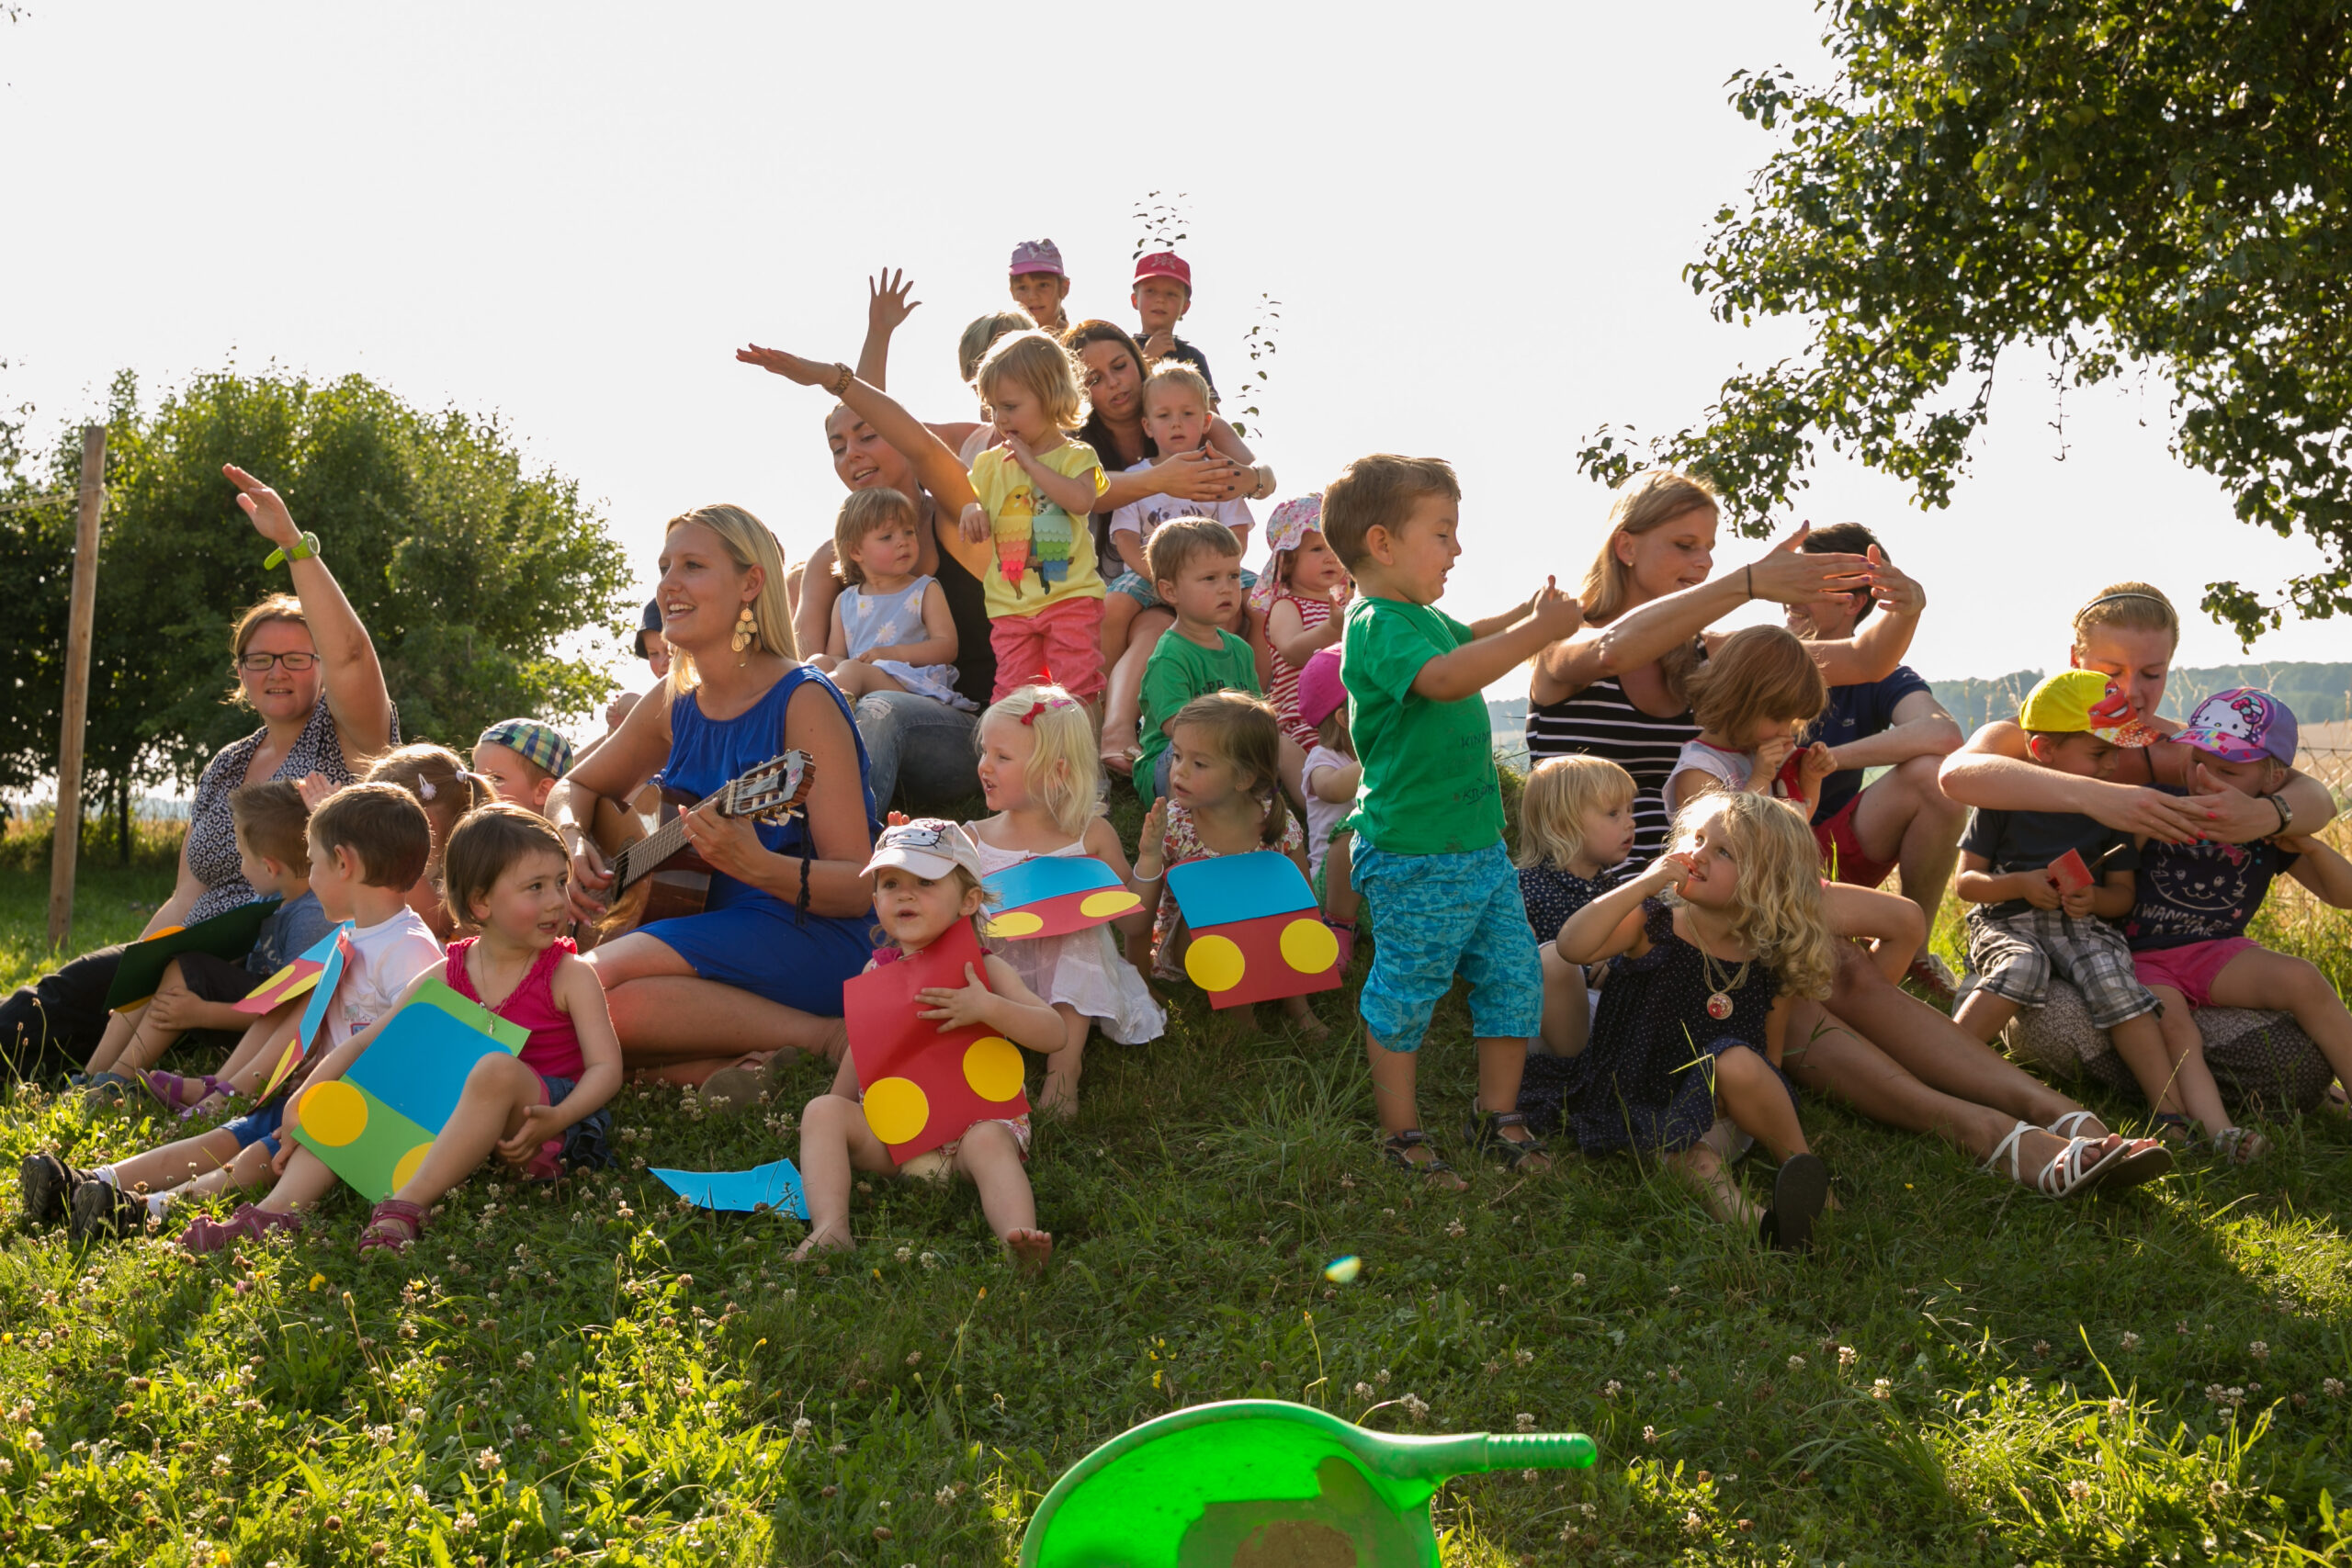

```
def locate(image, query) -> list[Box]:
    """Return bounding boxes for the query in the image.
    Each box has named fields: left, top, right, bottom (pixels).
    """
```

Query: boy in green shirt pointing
left=1327, top=454, right=1583, bottom=1185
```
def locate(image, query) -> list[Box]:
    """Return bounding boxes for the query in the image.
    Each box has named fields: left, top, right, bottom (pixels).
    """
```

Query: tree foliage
left=1577, top=0, right=2352, bottom=643
left=0, top=368, right=631, bottom=805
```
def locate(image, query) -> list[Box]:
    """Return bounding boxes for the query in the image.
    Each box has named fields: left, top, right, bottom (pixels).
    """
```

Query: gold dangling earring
left=732, top=604, right=757, bottom=663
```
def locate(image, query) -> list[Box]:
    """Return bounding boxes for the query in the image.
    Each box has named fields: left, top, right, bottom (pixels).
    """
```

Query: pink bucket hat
left=1296, top=647, right=1347, bottom=732
left=2175, top=687, right=2299, bottom=766
left=1009, top=239, right=1064, bottom=276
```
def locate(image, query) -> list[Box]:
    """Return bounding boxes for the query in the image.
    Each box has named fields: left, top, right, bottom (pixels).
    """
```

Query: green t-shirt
left=1136, top=627, right=1261, bottom=799
left=1342, top=596, right=1503, bottom=856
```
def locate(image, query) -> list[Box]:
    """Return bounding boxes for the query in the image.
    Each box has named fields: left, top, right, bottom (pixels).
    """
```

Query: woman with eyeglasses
left=0, top=464, right=397, bottom=1077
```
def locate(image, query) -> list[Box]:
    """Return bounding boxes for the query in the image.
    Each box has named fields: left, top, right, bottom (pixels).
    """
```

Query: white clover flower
left=2250, top=1341, right=2270, bottom=1360
left=791, top=1417, right=814, bottom=1440
left=1871, top=1379, right=1893, bottom=1400
left=1643, top=1425, right=1658, bottom=1445
left=1570, top=1273, right=1588, bottom=1288
left=455, top=1511, right=478, bottom=1532
left=476, top=1448, right=503, bottom=1472
left=1400, top=1393, right=1430, bottom=1420
left=1786, top=1355, right=1806, bottom=1372
left=2327, top=1378, right=2346, bottom=1399
left=1601, top=1381, right=1622, bottom=1401
left=934, top=1485, right=956, bottom=1506
left=1352, top=1382, right=1374, bottom=1400
left=1514, top=1413, right=1535, bottom=1432
left=2120, top=1332, right=2142, bottom=1351
left=1837, top=1346, right=1856, bottom=1368
left=2066, top=1479, right=2092, bottom=1502
left=1513, top=1348, right=1533, bottom=1367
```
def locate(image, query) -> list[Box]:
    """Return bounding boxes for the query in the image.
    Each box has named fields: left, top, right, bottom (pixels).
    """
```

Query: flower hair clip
left=415, top=773, right=436, bottom=801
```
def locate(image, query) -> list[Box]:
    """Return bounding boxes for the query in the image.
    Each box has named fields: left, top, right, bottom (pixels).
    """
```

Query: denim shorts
left=1352, top=840, right=1541, bottom=1052
left=221, top=1100, right=287, bottom=1156
left=1109, top=565, right=1258, bottom=610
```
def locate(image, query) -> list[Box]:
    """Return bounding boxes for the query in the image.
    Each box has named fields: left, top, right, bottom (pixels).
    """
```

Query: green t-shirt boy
left=1136, top=627, right=1260, bottom=798
left=1341, top=597, right=1504, bottom=856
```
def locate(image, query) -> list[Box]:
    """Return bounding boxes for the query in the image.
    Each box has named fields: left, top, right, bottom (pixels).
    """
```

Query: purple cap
left=1009, top=239, right=1064, bottom=276
left=2174, top=687, right=2299, bottom=766
left=1297, top=647, right=1347, bottom=731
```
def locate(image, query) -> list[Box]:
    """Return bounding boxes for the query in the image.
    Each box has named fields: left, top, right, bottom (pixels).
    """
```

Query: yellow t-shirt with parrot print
left=968, top=439, right=1108, bottom=616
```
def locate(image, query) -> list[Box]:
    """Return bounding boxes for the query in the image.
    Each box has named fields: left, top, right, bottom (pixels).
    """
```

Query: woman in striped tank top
left=1523, top=470, right=1889, bottom=863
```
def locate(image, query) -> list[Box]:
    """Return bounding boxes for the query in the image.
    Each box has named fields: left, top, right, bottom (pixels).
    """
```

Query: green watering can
left=1018, top=1399, right=1598, bottom=1567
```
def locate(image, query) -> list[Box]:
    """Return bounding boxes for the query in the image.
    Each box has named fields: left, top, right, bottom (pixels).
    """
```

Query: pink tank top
left=445, top=936, right=585, bottom=1080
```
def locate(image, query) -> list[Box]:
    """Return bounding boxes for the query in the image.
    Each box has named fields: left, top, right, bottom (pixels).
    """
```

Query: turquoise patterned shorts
left=1352, top=840, right=1541, bottom=1052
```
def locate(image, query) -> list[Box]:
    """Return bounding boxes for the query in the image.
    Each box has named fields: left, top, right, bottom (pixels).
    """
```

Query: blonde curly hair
left=1669, top=791, right=1838, bottom=1001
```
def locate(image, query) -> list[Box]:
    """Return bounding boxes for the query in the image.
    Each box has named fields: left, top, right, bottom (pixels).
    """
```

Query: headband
left=1016, top=697, right=1078, bottom=726
left=2080, top=592, right=2171, bottom=614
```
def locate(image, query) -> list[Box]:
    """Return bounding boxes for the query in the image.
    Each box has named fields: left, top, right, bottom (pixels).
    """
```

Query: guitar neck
left=607, top=753, right=811, bottom=895
left=611, top=784, right=725, bottom=895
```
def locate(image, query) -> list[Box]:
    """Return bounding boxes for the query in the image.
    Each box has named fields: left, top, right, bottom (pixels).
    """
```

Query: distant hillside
left=1484, top=664, right=2352, bottom=751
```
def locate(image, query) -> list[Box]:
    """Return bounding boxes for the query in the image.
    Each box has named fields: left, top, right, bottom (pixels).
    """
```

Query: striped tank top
left=1524, top=672, right=1700, bottom=863
left=1267, top=591, right=1333, bottom=750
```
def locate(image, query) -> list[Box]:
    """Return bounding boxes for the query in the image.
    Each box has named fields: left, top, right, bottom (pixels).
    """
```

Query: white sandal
left=1984, top=1120, right=2111, bottom=1201
left=2047, top=1110, right=2106, bottom=1139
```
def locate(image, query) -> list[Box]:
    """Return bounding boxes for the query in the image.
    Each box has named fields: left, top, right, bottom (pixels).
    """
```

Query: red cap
left=1133, top=252, right=1192, bottom=290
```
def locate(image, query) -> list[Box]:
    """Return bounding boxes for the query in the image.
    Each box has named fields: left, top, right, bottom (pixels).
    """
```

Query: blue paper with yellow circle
left=290, top=979, right=526, bottom=1201
left=1166, top=852, right=1343, bottom=1008
left=980, top=854, right=1142, bottom=939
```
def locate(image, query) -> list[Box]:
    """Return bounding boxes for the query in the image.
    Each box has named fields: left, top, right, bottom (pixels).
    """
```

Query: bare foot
left=1101, top=743, right=1136, bottom=778
left=1282, top=998, right=1329, bottom=1038
left=1036, top=1072, right=1080, bottom=1121
left=1004, top=1228, right=1054, bottom=1273
left=788, top=1227, right=854, bottom=1262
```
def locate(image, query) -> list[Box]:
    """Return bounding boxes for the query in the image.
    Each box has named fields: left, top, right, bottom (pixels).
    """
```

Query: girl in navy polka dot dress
left=1516, top=755, right=1640, bottom=1058
left=1518, top=792, right=1841, bottom=1248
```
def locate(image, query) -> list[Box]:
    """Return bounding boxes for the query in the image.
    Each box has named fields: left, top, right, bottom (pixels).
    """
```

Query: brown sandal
left=357, top=1198, right=426, bottom=1253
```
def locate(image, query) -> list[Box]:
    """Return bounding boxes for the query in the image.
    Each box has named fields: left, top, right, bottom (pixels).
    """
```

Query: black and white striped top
left=1525, top=673, right=1700, bottom=863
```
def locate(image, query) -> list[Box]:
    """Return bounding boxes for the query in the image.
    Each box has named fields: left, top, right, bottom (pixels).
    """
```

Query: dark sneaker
left=19, top=1151, right=91, bottom=1227
left=70, top=1177, right=149, bottom=1241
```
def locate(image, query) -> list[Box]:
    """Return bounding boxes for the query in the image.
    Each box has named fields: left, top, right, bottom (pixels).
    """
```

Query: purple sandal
left=179, top=1202, right=305, bottom=1256
left=139, top=1070, right=236, bottom=1119
left=357, top=1199, right=427, bottom=1254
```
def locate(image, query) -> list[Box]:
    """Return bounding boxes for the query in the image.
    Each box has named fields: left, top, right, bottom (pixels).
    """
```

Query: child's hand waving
left=1135, top=798, right=1170, bottom=876
left=917, top=964, right=997, bottom=1032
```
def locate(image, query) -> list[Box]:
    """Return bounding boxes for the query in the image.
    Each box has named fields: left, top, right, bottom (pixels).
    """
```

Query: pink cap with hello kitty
left=2174, top=687, right=2299, bottom=765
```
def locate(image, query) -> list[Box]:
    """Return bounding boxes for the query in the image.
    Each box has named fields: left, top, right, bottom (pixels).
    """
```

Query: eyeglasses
left=236, top=651, right=319, bottom=672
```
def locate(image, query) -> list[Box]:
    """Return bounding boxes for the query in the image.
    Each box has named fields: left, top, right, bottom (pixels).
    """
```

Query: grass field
left=2, top=810, right=2351, bottom=1566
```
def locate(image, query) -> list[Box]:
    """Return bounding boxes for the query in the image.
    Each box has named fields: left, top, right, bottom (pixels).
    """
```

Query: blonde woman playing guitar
left=550, top=506, right=879, bottom=1094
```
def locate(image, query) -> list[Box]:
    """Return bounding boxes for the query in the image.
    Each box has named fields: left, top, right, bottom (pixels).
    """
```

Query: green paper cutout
left=408, top=977, right=529, bottom=1052
left=1019, top=1399, right=1595, bottom=1567
left=290, top=1080, right=439, bottom=1201
left=105, top=897, right=283, bottom=1010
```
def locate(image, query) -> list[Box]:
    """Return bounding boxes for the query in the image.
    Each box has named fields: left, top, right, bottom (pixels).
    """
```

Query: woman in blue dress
left=553, top=504, right=877, bottom=1089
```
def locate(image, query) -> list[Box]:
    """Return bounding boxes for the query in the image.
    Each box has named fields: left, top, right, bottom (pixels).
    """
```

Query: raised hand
left=221, top=464, right=301, bottom=548
left=735, top=344, right=831, bottom=386
left=1528, top=576, right=1583, bottom=641
left=1136, top=798, right=1171, bottom=874
left=1746, top=522, right=1871, bottom=606
left=1749, top=734, right=1798, bottom=788
left=959, top=502, right=990, bottom=543
left=1864, top=545, right=1926, bottom=616
left=867, top=269, right=920, bottom=338
left=1798, top=741, right=1839, bottom=787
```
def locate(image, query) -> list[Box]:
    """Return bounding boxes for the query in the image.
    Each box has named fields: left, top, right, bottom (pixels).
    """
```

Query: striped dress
left=1266, top=591, right=1333, bottom=748
left=1524, top=671, right=1700, bottom=865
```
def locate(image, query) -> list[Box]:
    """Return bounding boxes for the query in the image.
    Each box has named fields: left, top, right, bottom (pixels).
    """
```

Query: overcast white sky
left=4, top=1, right=2342, bottom=705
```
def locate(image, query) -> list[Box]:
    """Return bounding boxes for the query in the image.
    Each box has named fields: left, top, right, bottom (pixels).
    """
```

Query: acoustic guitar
left=582, top=750, right=814, bottom=946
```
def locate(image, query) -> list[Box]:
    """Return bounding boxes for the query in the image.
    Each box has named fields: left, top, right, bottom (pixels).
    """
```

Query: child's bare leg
left=1667, top=1141, right=1757, bottom=1225
left=793, top=1093, right=894, bottom=1258
left=1280, top=992, right=1329, bottom=1037
left=1952, top=987, right=2018, bottom=1043
left=254, top=1146, right=342, bottom=1214
left=379, top=1055, right=543, bottom=1216
left=953, top=1122, right=1046, bottom=1268
left=828, top=660, right=908, bottom=700
left=2143, top=984, right=2202, bottom=1117
left=1100, top=592, right=1141, bottom=667
left=174, top=1140, right=278, bottom=1201
left=205, top=1004, right=300, bottom=1104
left=2207, top=948, right=2352, bottom=1089
left=1534, top=947, right=1589, bottom=1058
left=84, top=1005, right=146, bottom=1077
left=1278, top=734, right=1308, bottom=815
left=1323, top=834, right=1360, bottom=927
left=1100, top=611, right=1173, bottom=763
left=104, top=1128, right=243, bottom=1193
left=110, top=966, right=200, bottom=1076
left=1037, top=1005, right=1090, bottom=1119
left=1715, top=1045, right=1809, bottom=1162
left=2109, top=1007, right=2222, bottom=1126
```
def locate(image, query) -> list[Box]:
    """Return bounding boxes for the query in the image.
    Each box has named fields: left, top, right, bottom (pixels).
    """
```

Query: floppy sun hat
left=2018, top=669, right=2157, bottom=746
left=2174, top=686, right=2298, bottom=766
left=863, top=818, right=986, bottom=883
left=1296, top=647, right=1347, bottom=732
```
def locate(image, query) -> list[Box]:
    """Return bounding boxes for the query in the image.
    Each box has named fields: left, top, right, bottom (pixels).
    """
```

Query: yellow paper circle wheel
left=984, top=910, right=1045, bottom=938
left=1080, top=889, right=1140, bottom=918
left=1184, top=933, right=1246, bottom=993
left=1280, top=917, right=1340, bottom=976
left=864, top=1077, right=930, bottom=1146
left=390, top=1142, right=434, bottom=1190
left=299, top=1080, right=368, bottom=1146
left=963, top=1036, right=1025, bottom=1102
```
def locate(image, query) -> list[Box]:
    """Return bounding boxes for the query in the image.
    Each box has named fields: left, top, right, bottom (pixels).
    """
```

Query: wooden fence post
left=47, top=424, right=107, bottom=951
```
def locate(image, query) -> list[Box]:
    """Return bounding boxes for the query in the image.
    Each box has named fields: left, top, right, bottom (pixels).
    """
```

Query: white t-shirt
left=1669, top=738, right=1754, bottom=795
left=327, top=908, right=445, bottom=1047
left=1301, top=744, right=1354, bottom=879
left=1107, top=459, right=1255, bottom=569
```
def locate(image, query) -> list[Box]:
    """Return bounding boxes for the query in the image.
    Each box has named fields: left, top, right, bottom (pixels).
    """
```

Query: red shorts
left=989, top=596, right=1106, bottom=703
left=1812, top=792, right=1896, bottom=890
left=2132, top=937, right=2257, bottom=1010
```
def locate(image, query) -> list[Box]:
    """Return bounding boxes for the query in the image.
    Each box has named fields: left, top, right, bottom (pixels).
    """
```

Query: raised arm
left=2281, top=835, right=2352, bottom=908
left=1268, top=594, right=1345, bottom=669
left=854, top=269, right=919, bottom=389
left=737, top=346, right=978, bottom=514
left=1528, top=525, right=1871, bottom=705
left=222, top=464, right=397, bottom=767
left=1801, top=547, right=1923, bottom=687
left=1098, top=444, right=1261, bottom=511
left=1556, top=854, right=1681, bottom=964
left=1413, top=583, right=1582, bottom=704
left=1942, top=721, right=2233, bottom=846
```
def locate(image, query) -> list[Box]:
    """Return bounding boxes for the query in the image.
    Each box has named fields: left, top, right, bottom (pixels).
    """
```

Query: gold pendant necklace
left=1691, top=918, right=1751, bottom=1022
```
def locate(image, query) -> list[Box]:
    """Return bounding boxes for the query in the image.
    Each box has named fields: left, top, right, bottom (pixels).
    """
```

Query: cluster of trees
left=0, top=369, right=632, bottom=855
left=1579, top=0, right=2352, bottom=645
